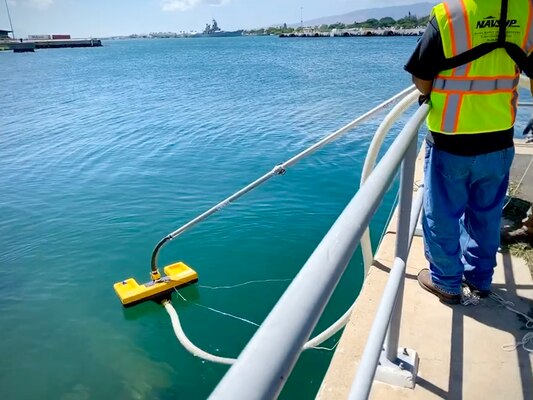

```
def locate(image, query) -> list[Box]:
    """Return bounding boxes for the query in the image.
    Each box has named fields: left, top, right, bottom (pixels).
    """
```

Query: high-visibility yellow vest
left=428, top=0, right=533, bottom=134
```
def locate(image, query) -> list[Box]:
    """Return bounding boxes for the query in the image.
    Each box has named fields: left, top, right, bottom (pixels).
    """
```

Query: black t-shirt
left=405, top=18, right=445, bottom=81
left=404, top=17, right=517, bottom=156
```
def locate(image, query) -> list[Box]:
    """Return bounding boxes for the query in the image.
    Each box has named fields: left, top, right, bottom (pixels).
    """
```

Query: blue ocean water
left=2, top=36, right=530, bottom=399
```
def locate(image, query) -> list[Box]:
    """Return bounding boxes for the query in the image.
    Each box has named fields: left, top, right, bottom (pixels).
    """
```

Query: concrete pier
left=11, top=42, right=35, bottom=53
left=31, top=38, right=102, bottom=49
left=0, top=38, right=102, bottom=52
left=318, top=140, right=533, bottom=399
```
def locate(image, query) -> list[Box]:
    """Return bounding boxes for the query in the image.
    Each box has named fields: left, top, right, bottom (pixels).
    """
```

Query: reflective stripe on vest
left=444, top=0, right=471, bottom=76
left=433, top=75, right=520, bottom=92
left=440, top=0, right=471, bottom=132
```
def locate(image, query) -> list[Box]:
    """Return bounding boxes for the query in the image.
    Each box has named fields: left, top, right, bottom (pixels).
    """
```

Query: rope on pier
left=489, top=292, right=533, bottom=353
left=502, top=333, right=533, bottom=353
left=460, top=285, right=480, bottom=306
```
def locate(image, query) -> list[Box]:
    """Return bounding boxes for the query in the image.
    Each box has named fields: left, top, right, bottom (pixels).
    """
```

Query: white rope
left=197, top=277, right=343, bottom=351
left=486, top=292, right=533, bottom=353
left=501, top=333, right=533, bottom=353
left=489, top=292, right=533, bottom=329
left=199, top=278, right=291, bottom=290
left=165, top=251, right=533, bottom=362
left=461, top=290, right=533, bottom=353
left=162, top=84, right=533, bottom=364
left=175, top=290, right=260, bottom=327
left=311, top=340, right=340, bottom=352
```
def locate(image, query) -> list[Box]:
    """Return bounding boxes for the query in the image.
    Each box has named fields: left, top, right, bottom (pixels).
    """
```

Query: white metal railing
left=152, top=86, right=418, bottom=360
left=209, top=100, right=430, bottom=399
left=349, top=161, right=424, bottom=398
left=209, top=76, right=532, bottom=399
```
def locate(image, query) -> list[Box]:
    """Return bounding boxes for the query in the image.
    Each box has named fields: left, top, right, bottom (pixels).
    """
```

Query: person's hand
left=418, top=94, right=430, bottom=106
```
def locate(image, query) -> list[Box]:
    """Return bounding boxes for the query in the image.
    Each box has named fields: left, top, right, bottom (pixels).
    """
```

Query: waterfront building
left=0, top=29, right=12, bottom=40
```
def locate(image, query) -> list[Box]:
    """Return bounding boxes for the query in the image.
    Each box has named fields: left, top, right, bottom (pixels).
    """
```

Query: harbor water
left=2, top=36, right=530, bottom=399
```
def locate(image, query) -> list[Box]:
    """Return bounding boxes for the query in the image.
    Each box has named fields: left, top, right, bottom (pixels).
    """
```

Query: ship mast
left=4, top=0, right=15, bottom=39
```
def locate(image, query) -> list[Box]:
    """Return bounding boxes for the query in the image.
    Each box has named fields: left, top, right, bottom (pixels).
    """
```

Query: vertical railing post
left=385, top=137, right=416, bottom=359
left=349, top=104, right=429, bottom=400
left=374, top=136, right=419, bottom=388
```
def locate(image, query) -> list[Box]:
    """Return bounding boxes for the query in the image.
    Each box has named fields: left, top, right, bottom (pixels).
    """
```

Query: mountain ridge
left=289, top=2, right=436, bottom=27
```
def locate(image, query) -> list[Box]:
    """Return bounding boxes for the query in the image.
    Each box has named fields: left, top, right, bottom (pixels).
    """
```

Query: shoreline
left=279, top=32, right=422, bottom=38
left=279, top=27, right=424, bottom=38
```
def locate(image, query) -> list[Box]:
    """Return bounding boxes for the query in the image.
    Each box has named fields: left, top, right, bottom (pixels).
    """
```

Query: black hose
left=150, top=235, right=172, bottom=274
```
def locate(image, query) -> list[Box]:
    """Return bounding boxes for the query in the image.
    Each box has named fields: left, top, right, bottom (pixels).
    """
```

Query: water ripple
left=0, top=36, right=486, bottom=400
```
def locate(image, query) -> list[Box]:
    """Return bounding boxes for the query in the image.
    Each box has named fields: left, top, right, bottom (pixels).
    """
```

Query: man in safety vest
left=404, top=0, right=533, bottom=304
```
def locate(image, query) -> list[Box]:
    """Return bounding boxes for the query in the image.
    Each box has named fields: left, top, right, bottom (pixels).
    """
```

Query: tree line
left=245, top=15, right=429, bottom=36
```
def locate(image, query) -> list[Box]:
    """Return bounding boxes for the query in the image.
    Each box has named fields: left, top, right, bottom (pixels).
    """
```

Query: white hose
left=164, top=287, right=533, bottom=365
left=164, top=297, right=350, bottom=361
left=163, top=301, right=236, bottom=365
left=302, top=304, right=355, bottom=349
left=360, top=89, right=421, bottom=276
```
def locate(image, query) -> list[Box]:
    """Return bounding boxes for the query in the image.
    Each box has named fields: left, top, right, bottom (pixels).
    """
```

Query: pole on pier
left=4, top=0, right=15, bottom=39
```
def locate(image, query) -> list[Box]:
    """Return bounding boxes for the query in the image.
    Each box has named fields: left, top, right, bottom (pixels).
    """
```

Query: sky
left=2, top=0, right=427, bottom=38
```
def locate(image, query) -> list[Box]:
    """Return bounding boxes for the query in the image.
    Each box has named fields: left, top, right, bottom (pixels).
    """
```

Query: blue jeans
left=422, top=141, right=514, bottom=295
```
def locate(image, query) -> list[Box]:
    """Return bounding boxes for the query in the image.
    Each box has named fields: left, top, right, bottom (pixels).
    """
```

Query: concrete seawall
left=0, top=39, right=102, bottom=52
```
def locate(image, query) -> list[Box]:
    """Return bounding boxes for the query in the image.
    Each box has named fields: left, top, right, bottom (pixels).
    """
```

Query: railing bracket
left=375, top=347, right=419, bottom=389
